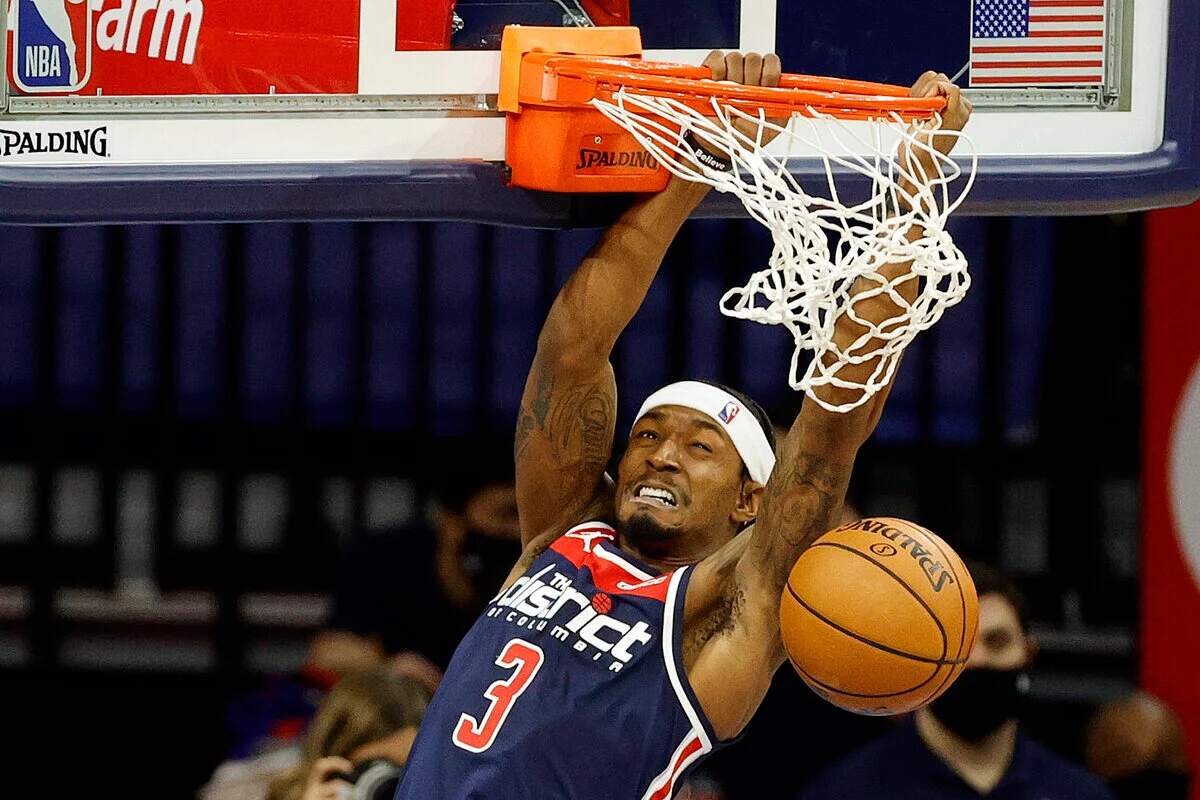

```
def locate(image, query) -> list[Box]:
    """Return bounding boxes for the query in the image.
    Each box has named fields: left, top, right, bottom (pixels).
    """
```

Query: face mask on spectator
left=462, top=528, right=521, bottom=591
left=927, top=667, right=1030, bottom=742
left=1108, top=769, right=1190, bottom=800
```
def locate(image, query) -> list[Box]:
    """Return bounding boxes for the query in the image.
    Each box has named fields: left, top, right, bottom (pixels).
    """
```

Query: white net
left=592, top=88, right=977, bottom=413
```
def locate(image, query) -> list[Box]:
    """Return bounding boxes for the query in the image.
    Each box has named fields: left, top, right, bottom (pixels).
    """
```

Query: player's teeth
left=638, top=487, right=675, bottom=505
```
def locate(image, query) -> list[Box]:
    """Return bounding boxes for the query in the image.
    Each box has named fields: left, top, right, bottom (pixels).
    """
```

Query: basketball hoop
left=501, top=27, right=977, bottom=413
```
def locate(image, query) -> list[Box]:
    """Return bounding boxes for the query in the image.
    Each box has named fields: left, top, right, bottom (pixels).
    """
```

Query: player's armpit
left=514, top=350, right=617, bottom=548
left=682, top=539, right=784, bottom=740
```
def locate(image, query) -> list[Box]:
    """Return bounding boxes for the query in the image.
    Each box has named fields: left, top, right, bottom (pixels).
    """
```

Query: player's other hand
left=704, top=50, right=782, bottom=89
left=910, top=71, right=973, bottom=156
left=699, top=51, right=787, bottom=150
left=300, top=756, right=354, bottom=800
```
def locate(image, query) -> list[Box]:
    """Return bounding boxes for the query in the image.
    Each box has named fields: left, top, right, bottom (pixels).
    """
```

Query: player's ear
left=731, top=479, right=764, bottom=526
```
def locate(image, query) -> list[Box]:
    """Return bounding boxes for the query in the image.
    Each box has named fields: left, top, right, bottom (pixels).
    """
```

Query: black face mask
left=1109, top=769, right=1190, bottom=800
left=462, top=530, right=521, bottom=596
left=927, top=667, right=1030, bottom=743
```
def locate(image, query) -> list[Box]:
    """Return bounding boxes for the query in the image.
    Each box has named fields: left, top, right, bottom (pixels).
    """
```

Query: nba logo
left=718, top=401, right=740, bottom=424
left=12, top=0, right=93, bottom=93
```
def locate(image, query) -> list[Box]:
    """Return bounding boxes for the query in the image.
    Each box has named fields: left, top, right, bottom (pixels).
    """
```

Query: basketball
left=779, top=517, right=979, bottom=716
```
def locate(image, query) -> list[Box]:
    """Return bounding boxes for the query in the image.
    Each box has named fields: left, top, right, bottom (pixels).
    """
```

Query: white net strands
left=592, top=88, right=977, bottom=413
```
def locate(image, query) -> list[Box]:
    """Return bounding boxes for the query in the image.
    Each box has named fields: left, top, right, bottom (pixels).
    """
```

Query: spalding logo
left=842, top=519, right=956, bottom=593
left=575, top=148, right=658, bottom=170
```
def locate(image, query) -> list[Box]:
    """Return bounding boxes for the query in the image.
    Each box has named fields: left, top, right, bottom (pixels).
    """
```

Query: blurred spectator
left=269, top=670, right=430, bottom=800
left=203, top=670, right=430, bottom=800
left=798, top=563, right=1115, bottom=800
left=224, top=456, right=520, bottom=764
left=308, top=472, right=522, bottom=676
left=1086, top=690, right=1191, bottom=800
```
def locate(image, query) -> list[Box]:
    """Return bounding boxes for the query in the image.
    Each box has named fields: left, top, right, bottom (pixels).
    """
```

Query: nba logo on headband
left=719, top=401, right=740, bottom=425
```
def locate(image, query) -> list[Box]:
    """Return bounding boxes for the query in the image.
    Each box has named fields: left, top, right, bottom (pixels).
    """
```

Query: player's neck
left=915, top=708, right=1018, bottom=794
left=620, top=531, right=725, bottom=573
left=620, top=540, right=704, bottom=573
left=617, top=516, right=734, bottom=572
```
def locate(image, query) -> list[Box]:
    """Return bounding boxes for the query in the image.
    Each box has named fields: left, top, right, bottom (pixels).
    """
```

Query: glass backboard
left=0, top=0, right=1196, bottom=223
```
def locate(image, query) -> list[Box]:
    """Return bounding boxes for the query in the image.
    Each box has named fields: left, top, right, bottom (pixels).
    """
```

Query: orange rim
left=544, top=56, right=946, bottom=120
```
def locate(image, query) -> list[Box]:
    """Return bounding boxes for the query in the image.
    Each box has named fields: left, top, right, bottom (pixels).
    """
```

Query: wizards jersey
left=394, top=521, right=723, bottom=800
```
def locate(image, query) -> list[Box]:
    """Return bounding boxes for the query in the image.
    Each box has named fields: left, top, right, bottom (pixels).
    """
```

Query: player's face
left=615, top=406, right=748, bottom=544
left=965, top=594, right=1030, bottom=670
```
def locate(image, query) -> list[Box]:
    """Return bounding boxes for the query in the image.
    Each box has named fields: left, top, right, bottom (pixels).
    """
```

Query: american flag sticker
left=970, top=0, right=1107, bottom=87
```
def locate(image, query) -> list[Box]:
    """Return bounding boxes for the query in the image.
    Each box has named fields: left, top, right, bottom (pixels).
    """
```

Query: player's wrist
left=682, top=130, right=734, bottom=173
left=663, top=173, right=713, bottom=204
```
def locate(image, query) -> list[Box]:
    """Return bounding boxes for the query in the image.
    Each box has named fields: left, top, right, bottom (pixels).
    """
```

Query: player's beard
left=621, top=508, right=678, bottom=547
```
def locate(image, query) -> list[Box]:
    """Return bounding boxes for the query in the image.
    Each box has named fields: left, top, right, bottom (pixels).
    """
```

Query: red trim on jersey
left=550, top=526, right=617, bottom=568
left=590, top=544, right=672, bottom=602
left=549, top=525, right=672, bottom=602
left=647, top=735, right=705, bottom=800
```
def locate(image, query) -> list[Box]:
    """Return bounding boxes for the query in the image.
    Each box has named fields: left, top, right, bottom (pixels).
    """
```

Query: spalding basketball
left=779, top=517, right=979, bottom=715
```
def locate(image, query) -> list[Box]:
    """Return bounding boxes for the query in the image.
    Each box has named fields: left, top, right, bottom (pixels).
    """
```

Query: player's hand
left=695, top=51, right=786, bottom=156
left=894, top=72, right=973, bottom=203
left=300, top=756, right=354, bottom=800
left=910, top=71, right=973, bottom=158
left=704, top=50, right=783, bottom=92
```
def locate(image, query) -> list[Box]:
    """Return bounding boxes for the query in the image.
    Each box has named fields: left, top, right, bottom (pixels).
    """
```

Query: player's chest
left=483, top=560, right=662, bottom=674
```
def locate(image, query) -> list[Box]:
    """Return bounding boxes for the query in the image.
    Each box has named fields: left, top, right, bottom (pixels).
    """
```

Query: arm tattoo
left=576, top=385, right=613, bottom=471
left=760, top=451, right=848, bottom=586
left=514, top=368, right=555, bottom=461
left=531, top=367, right=554, bottom=426
left=545, top=382, right=615, bottom=469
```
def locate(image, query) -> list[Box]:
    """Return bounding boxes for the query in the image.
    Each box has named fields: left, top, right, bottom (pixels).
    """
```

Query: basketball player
left=396, top=53, right=973, bottom=798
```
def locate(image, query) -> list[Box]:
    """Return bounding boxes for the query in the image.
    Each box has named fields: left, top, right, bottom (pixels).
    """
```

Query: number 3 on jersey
left=452, top=638, right=545, bottom=753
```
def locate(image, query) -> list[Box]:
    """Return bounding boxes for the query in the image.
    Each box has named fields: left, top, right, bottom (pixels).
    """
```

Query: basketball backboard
left=0, top=0, right=1196, bottom=223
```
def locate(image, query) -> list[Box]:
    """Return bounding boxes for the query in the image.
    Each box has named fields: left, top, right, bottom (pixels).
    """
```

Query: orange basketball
left=779, top=517, right=979, bottom=716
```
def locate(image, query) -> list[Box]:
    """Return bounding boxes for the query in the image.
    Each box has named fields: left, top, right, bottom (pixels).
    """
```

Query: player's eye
left=638, top=430, right=658, bottom=440
left=692, top=441, right=713, bottom=453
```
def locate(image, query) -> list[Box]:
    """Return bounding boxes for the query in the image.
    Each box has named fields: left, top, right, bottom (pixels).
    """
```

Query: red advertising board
left=1143, top=200, right=1200, bottom=798
left=6, top=0, right=359, bottom=95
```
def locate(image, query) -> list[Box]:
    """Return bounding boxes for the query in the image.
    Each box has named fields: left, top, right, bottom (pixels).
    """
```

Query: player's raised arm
left=513, top=177, right=711, bottom=548
left=514, top=53, right=782, bottom=550
left=683, top=74, right=973, bottom=740
left=743, top=74, right=974, bottom=592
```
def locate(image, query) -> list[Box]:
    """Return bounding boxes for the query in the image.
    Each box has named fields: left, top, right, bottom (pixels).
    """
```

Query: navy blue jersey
left=395, top=521, right=723, bottom=800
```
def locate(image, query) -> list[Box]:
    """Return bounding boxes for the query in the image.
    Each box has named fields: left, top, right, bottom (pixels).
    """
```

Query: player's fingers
left=744, top=52, right=764, bottom=87
left=911, top=69, right=939, bottom=98
left=938, top=80, right=968, bottom=120
left=724, top=51, right=745, bottom=84
left=763, top=53, right=782, bottom=87
left=703, top=50, right=726, bottom=81
left=314, top=783, right=350, bottom=800
left=310, top=757, right=354, bottom=783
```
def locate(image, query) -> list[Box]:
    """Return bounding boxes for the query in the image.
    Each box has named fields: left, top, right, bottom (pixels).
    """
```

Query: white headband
left=633, top=381, right=776, bottom=484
